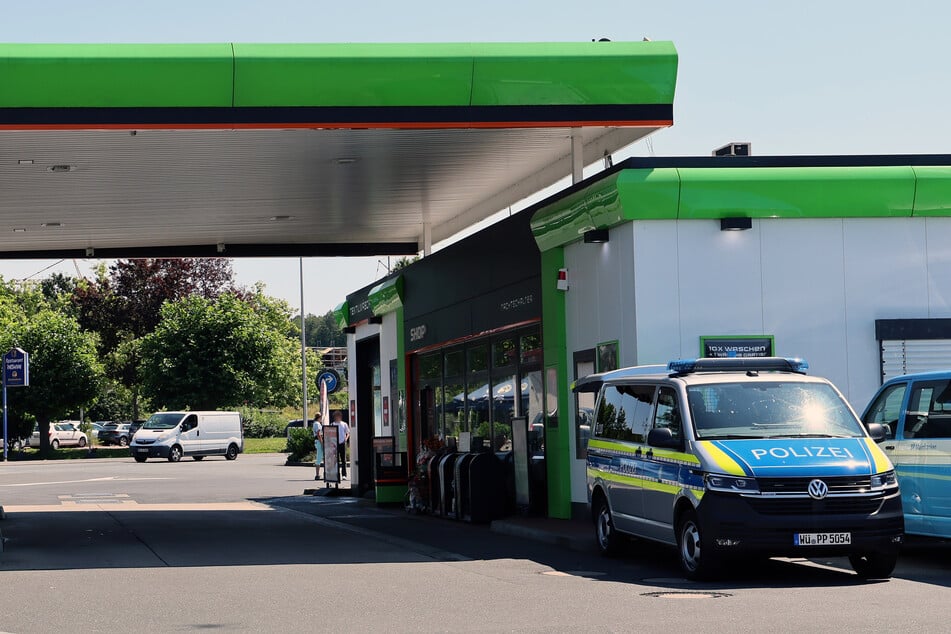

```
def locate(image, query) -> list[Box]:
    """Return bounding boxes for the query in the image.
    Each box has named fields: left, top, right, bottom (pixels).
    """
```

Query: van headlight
left=705, top=474, right=759, bottom=494
left=871, top=470, right=898, bottom=490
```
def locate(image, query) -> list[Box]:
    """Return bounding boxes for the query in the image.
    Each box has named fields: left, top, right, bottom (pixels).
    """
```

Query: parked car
left=98, top=423, right=132, bottom=446
left=861, top=370, right=951, bottom=539
left=284, top=419, right=316, bottom=438
left=0, top=437, right=25, bottom=451
left=27, top=421, right=88, bottom=449
left=128, top=419, right=146, bottom=439
left=91, top=421, right=111, bottom=435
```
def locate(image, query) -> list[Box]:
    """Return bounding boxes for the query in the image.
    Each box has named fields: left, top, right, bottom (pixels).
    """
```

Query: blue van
left=862, top=371, right=951, bottom=538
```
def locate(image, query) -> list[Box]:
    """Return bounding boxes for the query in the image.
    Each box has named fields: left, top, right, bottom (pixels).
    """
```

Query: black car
left=284, top=419, right=316, bottom=438
left=98, top=422, right=132, bottom=446
left=128, top=419, right=146, bottom=439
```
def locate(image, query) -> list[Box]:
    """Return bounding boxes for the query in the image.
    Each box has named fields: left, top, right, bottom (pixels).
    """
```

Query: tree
left=71, top=258, right=243, bottom=417
left=6, top=310, right=104, bottom=453
left=139, top=293, right=305, bottom=410
left=292, top=310, right=346, bottom=347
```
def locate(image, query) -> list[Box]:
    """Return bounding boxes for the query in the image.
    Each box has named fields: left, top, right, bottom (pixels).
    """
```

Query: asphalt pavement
left=0, top=454, right=949, bottom=633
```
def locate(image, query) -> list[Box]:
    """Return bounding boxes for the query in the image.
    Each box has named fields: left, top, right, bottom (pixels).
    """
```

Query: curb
left=490, top=519, right=593, bottom=553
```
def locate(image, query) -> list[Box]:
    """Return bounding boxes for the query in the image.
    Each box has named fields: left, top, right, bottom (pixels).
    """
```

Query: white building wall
left=564, top=224, right=635, bottom=503
left=561, top=216, right=951, bottom=503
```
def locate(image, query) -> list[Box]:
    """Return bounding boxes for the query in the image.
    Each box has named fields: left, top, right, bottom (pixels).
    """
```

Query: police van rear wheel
left=677, top=509, right=720, bottom=580
left=594, top=497, right=622, bottom=556
left=849, top=551, right=897, bottom=579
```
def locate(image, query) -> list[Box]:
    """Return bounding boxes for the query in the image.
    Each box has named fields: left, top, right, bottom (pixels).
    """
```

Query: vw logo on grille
left=808, top=479, right=829, bottom=500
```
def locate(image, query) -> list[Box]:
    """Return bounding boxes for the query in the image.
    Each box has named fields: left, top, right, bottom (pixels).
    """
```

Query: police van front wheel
left=677, top=509, right=720, bottom=581
left=593, top=497, right=622, bottom=556
left=848, top=551, right=898, bottom=579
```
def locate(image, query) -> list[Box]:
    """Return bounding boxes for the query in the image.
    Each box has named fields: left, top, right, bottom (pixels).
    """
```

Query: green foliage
left=86, top=383, right=134, bottom=422
left=139, top=292, right=301, bottom=410
left=239, top=407, right=287, bottom=438
left=5, top=310, right=105, bottom=449
left=286, top=427, right=316, bottom=462
left=297, top=310, right=347, bottom=347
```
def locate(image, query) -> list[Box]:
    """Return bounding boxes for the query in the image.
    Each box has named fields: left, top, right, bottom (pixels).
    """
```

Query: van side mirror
left=648, top=427, right=681, bottom=449
left=867, top=423, right=886, bottom=443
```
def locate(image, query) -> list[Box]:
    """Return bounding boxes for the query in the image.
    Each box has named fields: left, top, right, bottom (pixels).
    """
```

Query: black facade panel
left=875, top=318, right=951, bottom=340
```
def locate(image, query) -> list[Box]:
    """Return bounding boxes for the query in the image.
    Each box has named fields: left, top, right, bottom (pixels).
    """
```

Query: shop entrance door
left=356, top=336, right=380, bottom=493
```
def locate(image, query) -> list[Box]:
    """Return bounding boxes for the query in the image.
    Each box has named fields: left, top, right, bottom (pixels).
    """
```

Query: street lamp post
left=300, top=258, right=308, bottom=425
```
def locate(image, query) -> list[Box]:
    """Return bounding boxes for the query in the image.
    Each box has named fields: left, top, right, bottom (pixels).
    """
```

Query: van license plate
left=794, top=532, right=851, bottom=546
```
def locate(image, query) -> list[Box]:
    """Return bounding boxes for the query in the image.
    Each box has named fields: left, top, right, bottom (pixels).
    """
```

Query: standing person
left=333, top=410, right=350, bottom=479
left=313, top=415, right=323, bottom=481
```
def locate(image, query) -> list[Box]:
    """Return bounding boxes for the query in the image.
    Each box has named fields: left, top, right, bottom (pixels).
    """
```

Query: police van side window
left=863, top=383, right=906, bottom=440
left=904, top=380, right=951, bottom=439
left=653, top=387, right=683, bottom=443
left=595, top=384, right=655, bottom=442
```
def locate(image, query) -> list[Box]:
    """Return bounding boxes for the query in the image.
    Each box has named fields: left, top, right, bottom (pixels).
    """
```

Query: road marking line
left=0, top=476, right=174, bottom=488
left=1, top=501, right=269, bottom=513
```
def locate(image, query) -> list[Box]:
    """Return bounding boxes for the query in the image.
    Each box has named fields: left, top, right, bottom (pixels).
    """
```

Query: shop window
left=443, top=348, right=466, bottom=439
left=574, top=349, right=596, bottom=457
left=494, top=337, right=518, bottom=368
left=520, top=329, right=542, bottom=367
left=468, top=344, right=489, bottom=376
left=419, top=353, right=441, bottom=381
left=597, top=341, right=619, bottom=373
left=445, top=348, right=464, bottom=378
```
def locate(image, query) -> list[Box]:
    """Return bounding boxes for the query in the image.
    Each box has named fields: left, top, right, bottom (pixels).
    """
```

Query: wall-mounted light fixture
left=583, top=228, right=610, bottom=243
left=720, top=217, right=752, bottom=232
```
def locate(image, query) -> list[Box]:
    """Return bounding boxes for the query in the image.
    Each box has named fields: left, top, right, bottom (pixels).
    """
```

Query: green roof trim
left=368, top=276, right=403, bottom=316
left=332, top=301, right=350, bottom=330
left=0, top=41, right=677, bottom=109
left=0, top=44, right=234, bottom=108
left=531, top=164, right=951, bottom=251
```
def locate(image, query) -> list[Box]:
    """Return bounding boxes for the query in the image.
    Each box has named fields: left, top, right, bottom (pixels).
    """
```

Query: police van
left=577, top=357, right=903, bottom=580
left=861, top=370, right=951, bottom=539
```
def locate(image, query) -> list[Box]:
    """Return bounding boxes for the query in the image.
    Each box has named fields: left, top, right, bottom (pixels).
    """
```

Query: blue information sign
left=4, top=347, right=29, bottom=388
left=317, top=368, right=341, bottom=394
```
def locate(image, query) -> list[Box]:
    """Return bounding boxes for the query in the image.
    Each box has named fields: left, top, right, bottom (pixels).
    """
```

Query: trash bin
left=453, top=454, right=476, bottom=521
left=437, top=453, right=460, bottom=517
left=373, top=451, right=408, bottom=505
left=468, top=452, right=504, bottom=523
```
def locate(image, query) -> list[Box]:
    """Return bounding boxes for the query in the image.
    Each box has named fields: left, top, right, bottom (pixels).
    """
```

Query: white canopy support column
left=422, top=223, right=433, bottom=257
left=571, top=128, right=584, bottom=184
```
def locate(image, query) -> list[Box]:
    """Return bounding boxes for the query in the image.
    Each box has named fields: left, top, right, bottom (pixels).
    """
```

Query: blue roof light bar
left=667, top=357, right=809, bottom=375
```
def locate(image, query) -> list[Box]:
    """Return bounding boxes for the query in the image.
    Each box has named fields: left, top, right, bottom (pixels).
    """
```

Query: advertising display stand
left=374, top=451, right=408, bottom=504
left=323, top=424, right=340, bottom=485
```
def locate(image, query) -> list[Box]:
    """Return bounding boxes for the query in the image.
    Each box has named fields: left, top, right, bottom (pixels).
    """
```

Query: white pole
left=300, top=258, right=308, bottom=425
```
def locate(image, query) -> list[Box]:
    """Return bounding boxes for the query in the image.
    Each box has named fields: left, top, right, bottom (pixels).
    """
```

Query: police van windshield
left=687, top=382, right=865, bottom=440
left=143, top=413, right=184, bottom=430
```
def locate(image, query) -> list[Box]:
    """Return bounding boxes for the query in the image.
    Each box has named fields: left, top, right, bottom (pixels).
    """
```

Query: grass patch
left=3, top=437, right=288, bottom=460
left=243, top=437, right=288, bottom=454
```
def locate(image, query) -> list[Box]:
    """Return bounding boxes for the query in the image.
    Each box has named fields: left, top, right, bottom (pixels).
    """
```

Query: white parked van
left=130, top=411, right=243, bottom=463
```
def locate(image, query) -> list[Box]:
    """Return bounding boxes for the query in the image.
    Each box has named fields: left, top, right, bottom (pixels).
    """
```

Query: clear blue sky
left=1, top=1, right=948, bottom=314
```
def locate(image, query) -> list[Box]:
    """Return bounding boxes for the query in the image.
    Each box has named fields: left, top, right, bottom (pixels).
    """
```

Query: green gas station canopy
left=530, top=156, right=951, bottom=252
left=0, top=42, right=677, bottom=258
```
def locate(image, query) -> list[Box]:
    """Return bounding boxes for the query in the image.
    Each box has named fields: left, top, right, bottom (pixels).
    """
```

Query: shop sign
left=4, top=347, right=29, bottom=387
left=701, top=335, right=774, bottom=358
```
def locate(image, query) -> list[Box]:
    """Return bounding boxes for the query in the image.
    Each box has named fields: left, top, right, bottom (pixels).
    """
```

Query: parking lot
left=1, top=454, right=949, bottom=632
